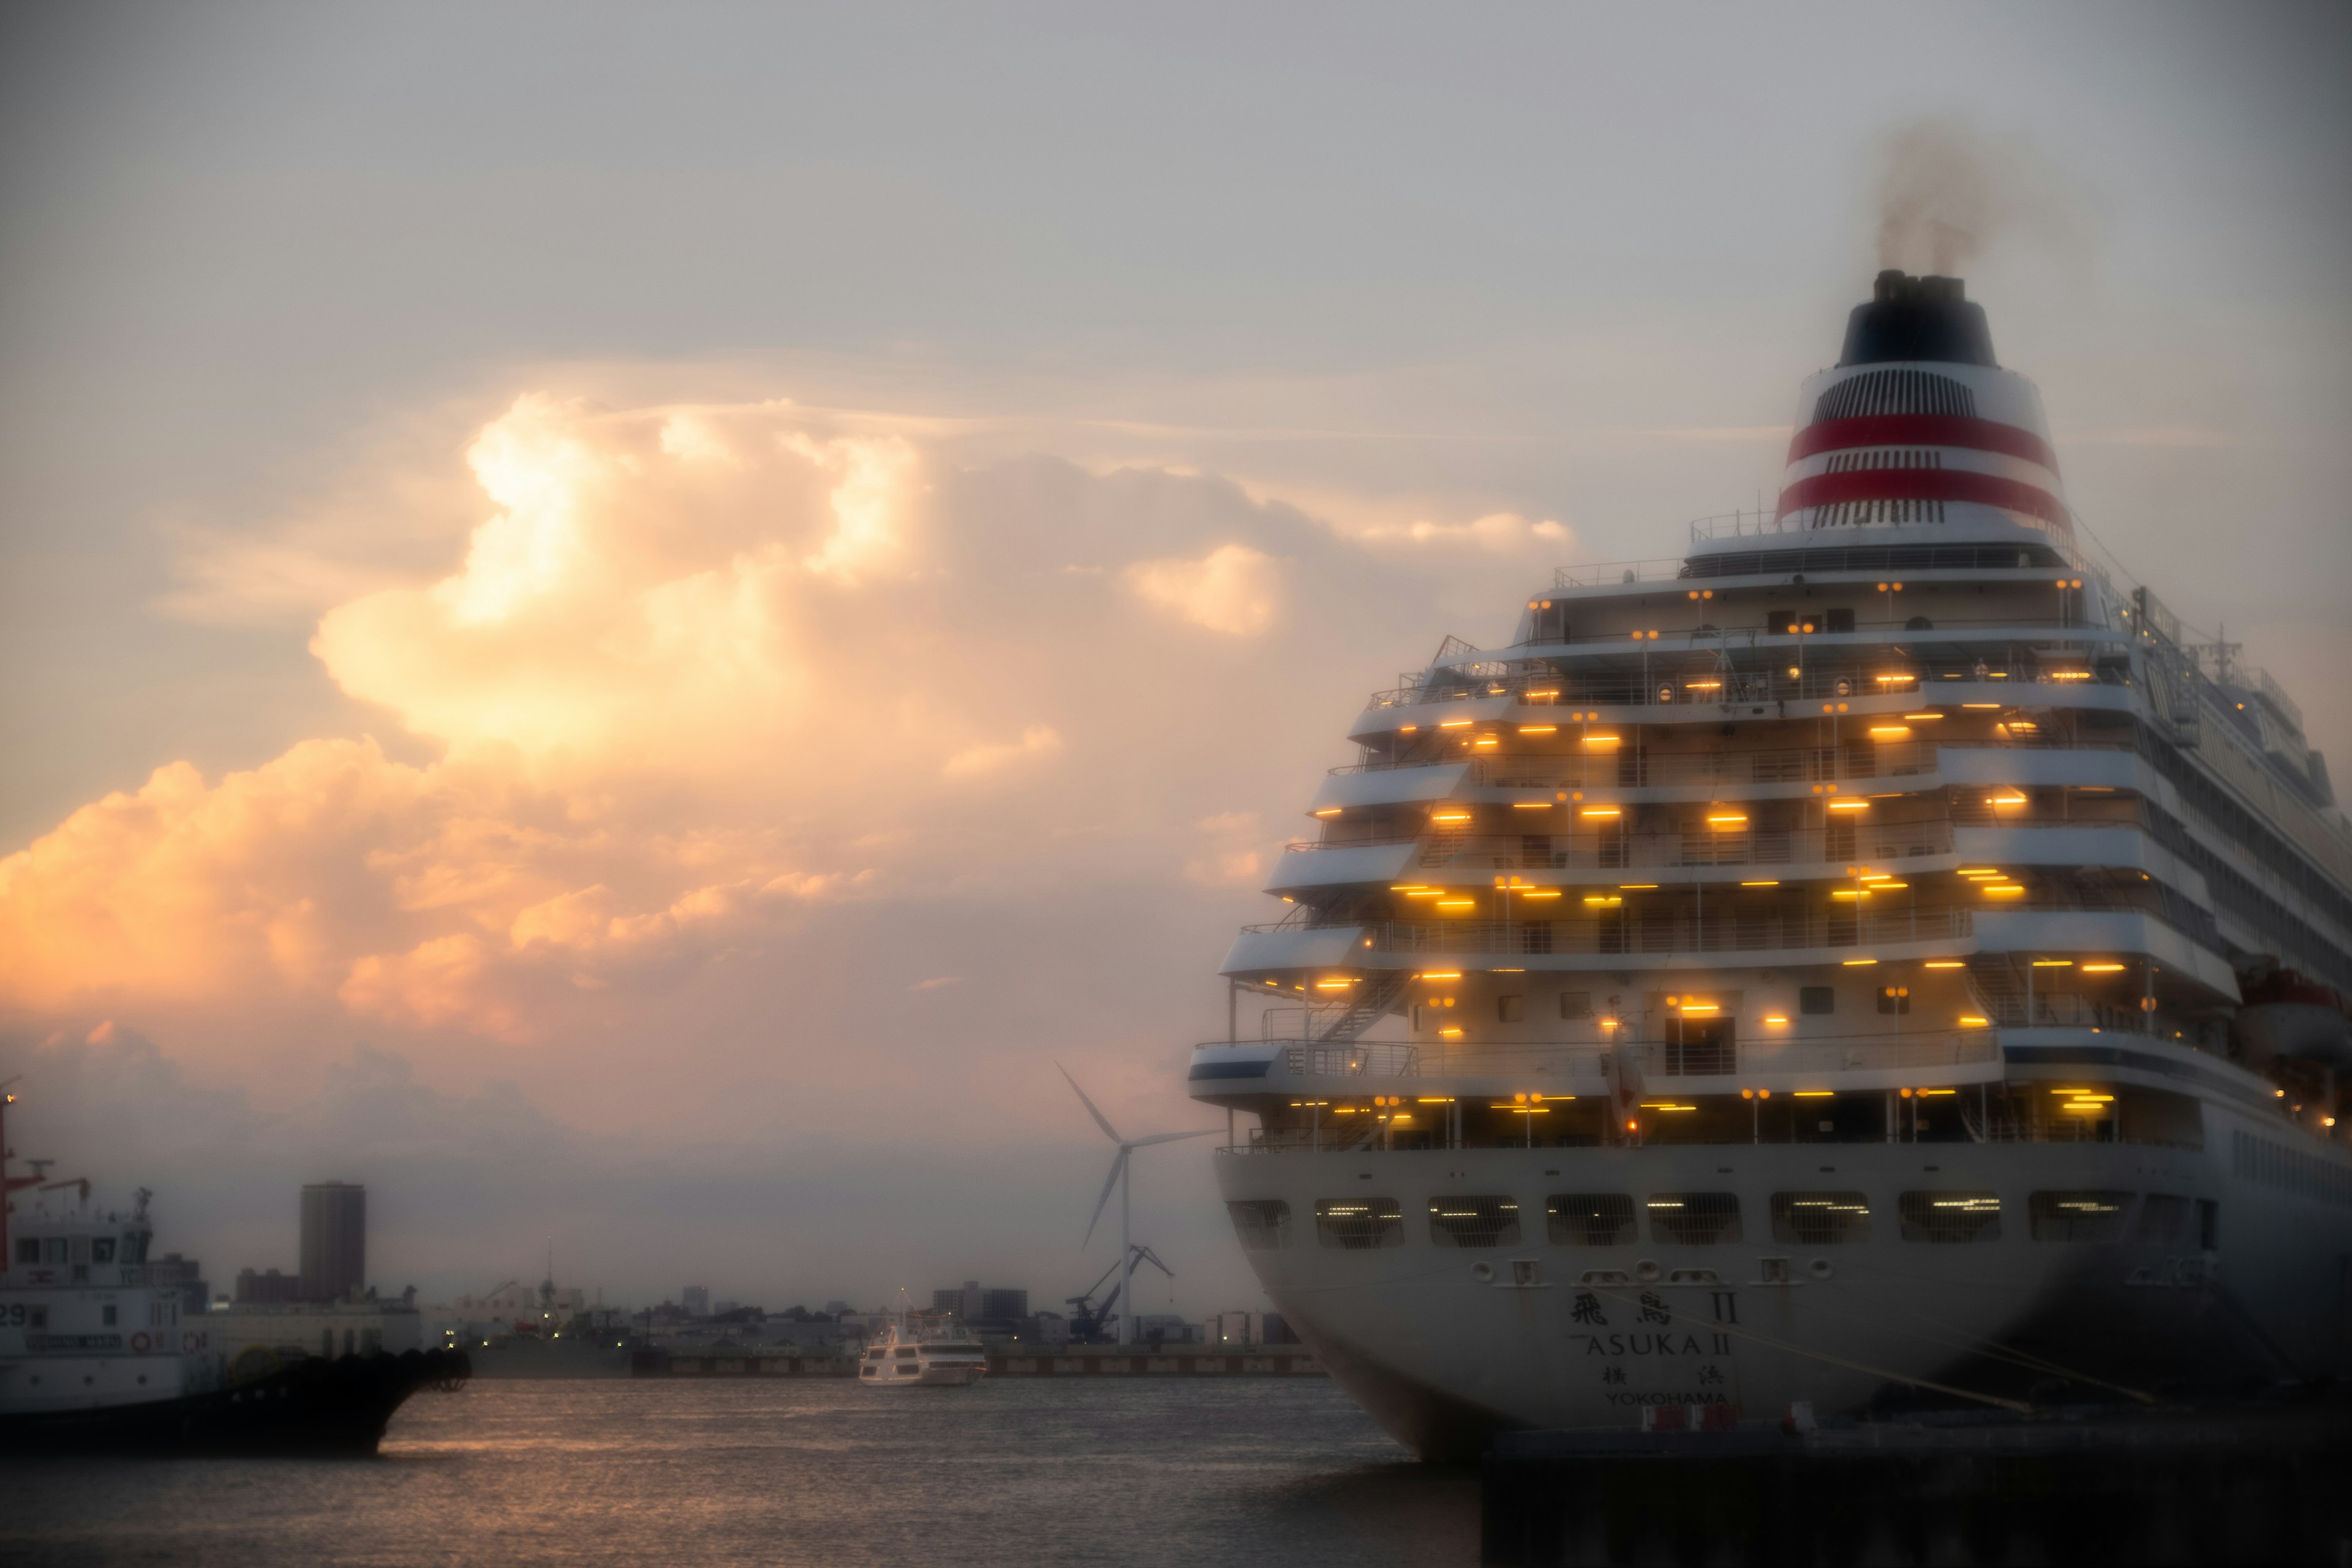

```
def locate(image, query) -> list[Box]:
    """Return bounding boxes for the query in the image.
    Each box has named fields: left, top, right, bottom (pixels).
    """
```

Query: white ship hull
left=1215, top=1095, right=2348, bottom=1458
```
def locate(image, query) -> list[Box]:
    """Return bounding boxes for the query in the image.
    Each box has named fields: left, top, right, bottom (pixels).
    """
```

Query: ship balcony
left=1315, top=739, right=2138, bottom=812
left=1268, top=820, right=2198, bottom=901
left=1223, top=903, right=2236, bottom=997
left=1355, top=665, right=2130, bottom=736
left=1191, top=1027, right=2264, bottom=1156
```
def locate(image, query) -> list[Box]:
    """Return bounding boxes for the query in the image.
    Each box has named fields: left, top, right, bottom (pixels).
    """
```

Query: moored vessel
left=858, top=1300, right=987, bottom=1387
left=0, top=1087, right=469, bottom=1454
left=1190, top=271, right=2352, bottom=1460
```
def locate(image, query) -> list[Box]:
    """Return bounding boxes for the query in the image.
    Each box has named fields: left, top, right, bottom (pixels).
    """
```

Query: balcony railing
left=1364, top=661, right=2127, bottom=712
left=1287, top=822, right=1958, bottom=874
left=1331, top=737, right=2132, bottom=788
left=1362, top=905, right=1977, bottom=956
left=1248, top=1031, right=1999, bottom=1084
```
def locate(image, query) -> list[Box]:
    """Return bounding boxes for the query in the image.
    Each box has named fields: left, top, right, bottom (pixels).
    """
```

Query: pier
left=636, top=1345, right=1324, bottom=1379
left=1480, top=1401, right=2352, bottom=1566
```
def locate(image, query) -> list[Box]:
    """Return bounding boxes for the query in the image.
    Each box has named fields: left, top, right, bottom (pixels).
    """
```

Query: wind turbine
left=1059, top=1065, right=1213, bottom=1346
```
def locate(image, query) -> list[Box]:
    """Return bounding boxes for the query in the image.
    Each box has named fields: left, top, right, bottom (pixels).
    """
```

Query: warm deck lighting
left=2032, top=959, right=2073, bottom=968
left=1439, top=718, right=1472, bottom=728
left=1902, top=712, right=1943, bottom=721
left=1399, top=723, right=1419, bottom=733
left=1868, top=725, right=1912, bottom=739
left=1826, top=799, right=1870, bottom=812
left=1314, top=807, right=1343, bottom=816
left=2049, top=670, right=2092, bottom=682
left=2081, top=962, right=2125, bottom=973
left=1962, top=703, right=2001, bottom=709
left=1521, top=889, right=1561, bottom=899
left=1678, top=1003, right=1721, bottom=1016
left=1436, top=899, right=1476, bottom=910
left=1420, top=971, right=1462, bottom=981
left=1618, top=883, right=1658, bottom=890
left=1924, top=960, right=1966, bottom=969
left=1706, top=812, right=1749, bottom=827
left=1981, top=885, right=2026, bottom=897
left=1841, top=957, right=1878, bottom=966
left=1793, top=1091, right=1834, bottom=1098
left=1583, top=895, right=1623, bottom=907
left=1762, top=1014, right=1789, bottom=1025
left=1439, top=1027, right=1463, bottom=1039
left=1512, top=800, right=1552, bottom=809
left=1874, top=674, right=1915, bottom=685
left=1741, top=880, right=1780, bottom=887
left=1686, top=680, right=1721, bottom=692
left=1579, top=806, right=1621, bottom=819
left=1525, top=688, right=1559, bottom=700
left=1316, top=979, right=1357, bottom=990
left=1959, top=1016, right=1989, bottom=1027
left=1583, top=734, right=1622, bottom=748
left=1918, top=1089, right=1956, bottom=1097
left=1518, top=724, right=1558, bottom=736
left=1431, top=810, right=1471, bottom=823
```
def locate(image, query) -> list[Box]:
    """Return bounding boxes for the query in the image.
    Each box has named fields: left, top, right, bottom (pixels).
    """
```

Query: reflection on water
left=0, top=1379, right=1478, bottom=1567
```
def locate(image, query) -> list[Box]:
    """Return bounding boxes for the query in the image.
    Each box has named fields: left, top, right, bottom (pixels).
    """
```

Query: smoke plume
left=1872, top=116, right=2094, bottom=276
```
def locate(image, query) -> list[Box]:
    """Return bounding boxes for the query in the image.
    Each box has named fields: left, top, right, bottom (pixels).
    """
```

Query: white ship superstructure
left=1189, top=272, right=2352, bottom=1460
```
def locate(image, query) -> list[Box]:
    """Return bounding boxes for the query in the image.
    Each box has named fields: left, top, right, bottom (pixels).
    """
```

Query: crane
left=1063, top=1244, right=1172, bottom=1344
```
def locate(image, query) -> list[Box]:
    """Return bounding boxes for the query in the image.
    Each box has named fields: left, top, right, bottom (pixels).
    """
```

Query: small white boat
left=856, top=1305, right=986, bottom=1388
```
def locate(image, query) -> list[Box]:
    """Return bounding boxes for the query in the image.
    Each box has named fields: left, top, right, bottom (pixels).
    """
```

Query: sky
left=2, top=3, right=2348, bottom=1316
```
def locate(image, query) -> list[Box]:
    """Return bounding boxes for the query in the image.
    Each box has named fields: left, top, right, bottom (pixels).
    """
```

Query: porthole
left=1471, top=1262, right=1495, bottom=1283
left=1807, top=1259, right=1834, bottom=1281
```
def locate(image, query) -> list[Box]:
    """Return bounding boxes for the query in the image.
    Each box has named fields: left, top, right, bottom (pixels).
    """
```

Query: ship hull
left=0, top=1347, right=471, bottom=1457
left=1216, top=1130, right=2337, bottom=1461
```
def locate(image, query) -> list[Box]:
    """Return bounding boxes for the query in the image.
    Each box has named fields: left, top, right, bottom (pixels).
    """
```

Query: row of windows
left=12, top=1236, right=130, bottom=1266
left=1822, top=450, right=1946, bottom=474
left=1415, top=986, right=1864, bottom=1030
left=2231, top=1130, right=2352, bottom=1207
left=1227, top=1189, right=2215, bottom=1252
left=1813, top=368, right=1978, bottom=423
left=1809, top=499, right=1950, bottom=527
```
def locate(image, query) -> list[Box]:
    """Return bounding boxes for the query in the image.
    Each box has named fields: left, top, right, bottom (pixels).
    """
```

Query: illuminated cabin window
left=1770, top=1191, right=1872, bottom=1246
left=1225, top=1200, right=1293, bottom=1252
left=1800, top=986, right=1835, bottom=1016
left=1559, top=992, right=1591, bottom=1020
left=1646, top=1193, right=1742, bottom=1245
left=1898, top=1191, right=2002, bottom=1244
left=2132, top=1194, right=2193, bottom=1246
left=1314, top=1198, right=1405, bottom=1251
left=1547, top=1194, right=1636, bottom=1247
left=1498, top=995, right=1524, bottom=1023
left=1427, top=1197, right=1521, bottom=1249
left=2028, top=1190, right=2135, bottom=1243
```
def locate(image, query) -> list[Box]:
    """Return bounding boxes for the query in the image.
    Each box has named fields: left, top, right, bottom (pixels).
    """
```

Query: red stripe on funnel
left=1776, top=468, right=2070, bottom=526
left=1787, top=415, right=2057, bottom=473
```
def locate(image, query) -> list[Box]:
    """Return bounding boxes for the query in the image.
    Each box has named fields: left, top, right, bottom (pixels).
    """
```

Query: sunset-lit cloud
left=1, top=392, right=1499, bottom=1048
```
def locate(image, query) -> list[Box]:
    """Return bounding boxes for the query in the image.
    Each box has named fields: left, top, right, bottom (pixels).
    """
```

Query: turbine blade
left=1128, top=1129, right=1217, bottom=1148
left=1082, top=1148, right=1127, bottom=1248
left=1057, top=1062, right=1123, bottom=1144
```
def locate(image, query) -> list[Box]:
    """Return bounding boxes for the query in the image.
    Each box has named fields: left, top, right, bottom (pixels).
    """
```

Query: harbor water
left=0, top=1379, right=1478, bottom=1567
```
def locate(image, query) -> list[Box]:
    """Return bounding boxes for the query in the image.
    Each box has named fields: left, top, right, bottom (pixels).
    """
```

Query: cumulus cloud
left=1351, top=511, right=1570, bottom=554
left=1123, top=543, right=1283, bottom=636
left=4, top=392, right=1491, bottom=1054
left=941, top=724, right=1064, bottom=780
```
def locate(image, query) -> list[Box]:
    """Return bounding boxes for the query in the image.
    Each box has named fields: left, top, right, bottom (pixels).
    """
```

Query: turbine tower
left=1059, top=1065, right=1212, bottom=1346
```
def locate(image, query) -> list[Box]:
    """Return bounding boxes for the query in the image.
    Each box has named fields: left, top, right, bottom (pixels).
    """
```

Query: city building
left=299, top=1181, right=366, bottom=1302
left=235, top=1265, right=306, bottom=1304
left=680, top=1284, right=710, bottom=1316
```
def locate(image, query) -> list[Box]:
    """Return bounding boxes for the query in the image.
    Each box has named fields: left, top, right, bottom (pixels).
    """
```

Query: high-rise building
left=299, top=1182, right=366, bottom=1302
left=681, top=1284, right=710, bottom=1316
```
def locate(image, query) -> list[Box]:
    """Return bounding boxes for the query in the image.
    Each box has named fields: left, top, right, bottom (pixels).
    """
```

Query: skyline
left=4, top=4, right=2349, bottom=1314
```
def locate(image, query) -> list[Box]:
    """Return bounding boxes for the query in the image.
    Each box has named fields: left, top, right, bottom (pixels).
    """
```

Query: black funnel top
left=1838, top=271, right=1997, bottom=368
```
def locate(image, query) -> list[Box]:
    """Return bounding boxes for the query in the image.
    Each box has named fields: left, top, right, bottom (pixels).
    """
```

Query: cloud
left=941, top=724, right=1064, bottom=780
left=1185, top=810, right=1270, bottom=888
left=1351, top=511, right=1570, bottom=554
left=6, top=392, right=1474, bottom=1049
left=1122, top=543, right=1282, bottom=636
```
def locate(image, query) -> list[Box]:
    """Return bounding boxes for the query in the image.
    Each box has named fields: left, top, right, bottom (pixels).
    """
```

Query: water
left=0, top=1380, right=1479, bottom=1566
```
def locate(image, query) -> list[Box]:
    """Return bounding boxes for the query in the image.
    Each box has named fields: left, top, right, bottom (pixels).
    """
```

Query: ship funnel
left=1839, top=270, right=1998, bottom=368
left=1765, top=272, right=2068, bottom=539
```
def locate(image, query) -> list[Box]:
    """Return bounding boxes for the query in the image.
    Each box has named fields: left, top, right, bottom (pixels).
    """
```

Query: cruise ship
left=1188, top=271, right=2352, bottom=1461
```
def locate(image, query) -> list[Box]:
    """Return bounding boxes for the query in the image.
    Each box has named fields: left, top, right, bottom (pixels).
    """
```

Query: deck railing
left=1364, top=661, right=2127, bottom=712
left=1239, top=1031, right=2000, bottom=1085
